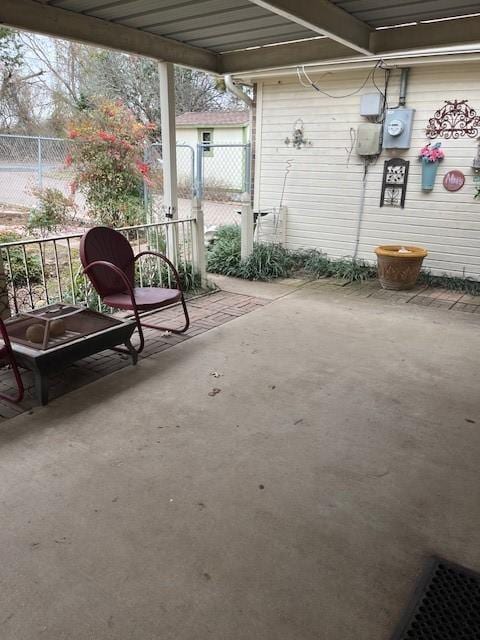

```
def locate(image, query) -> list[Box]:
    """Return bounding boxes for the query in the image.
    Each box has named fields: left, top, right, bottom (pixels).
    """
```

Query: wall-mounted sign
left=380, top=158, right=410, bottom=208
left=443, top=170, right=465, bottom=192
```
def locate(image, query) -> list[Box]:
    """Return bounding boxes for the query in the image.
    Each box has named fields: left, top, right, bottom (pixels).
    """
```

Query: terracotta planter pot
left=374, top=245, right=428, bottom=291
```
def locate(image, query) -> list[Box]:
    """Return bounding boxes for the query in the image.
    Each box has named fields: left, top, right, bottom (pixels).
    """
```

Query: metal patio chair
left=80, top=226, right=189, bottom=354
left=0, top=318, right=24, bottom=404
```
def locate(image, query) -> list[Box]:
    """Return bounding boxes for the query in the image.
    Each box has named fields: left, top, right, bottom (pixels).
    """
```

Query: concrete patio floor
left=1, top=278, right=480, bottom=639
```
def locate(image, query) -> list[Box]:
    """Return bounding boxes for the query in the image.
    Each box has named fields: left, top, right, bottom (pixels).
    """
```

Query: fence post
left=240, top=191, right=254, bottom=260
left=243, top=142, right=252, bottom=194
left=191, top=197, right=207, bottom=287
left=0, top=252, right=11, bottom=320
left=37, top=136, right=43, bottom=189
left=195, top=143, right=203, bottom=198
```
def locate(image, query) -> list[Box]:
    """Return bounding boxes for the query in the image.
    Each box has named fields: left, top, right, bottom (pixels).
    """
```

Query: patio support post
left=191, top=196, right=207, bottom=287
left=158, top=61, right=178, bottom=265
left=240, top=191, right=254, bottom=260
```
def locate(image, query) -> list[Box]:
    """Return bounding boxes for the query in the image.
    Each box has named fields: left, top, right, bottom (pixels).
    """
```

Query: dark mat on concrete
left=391, top=557, right=480, bottom=639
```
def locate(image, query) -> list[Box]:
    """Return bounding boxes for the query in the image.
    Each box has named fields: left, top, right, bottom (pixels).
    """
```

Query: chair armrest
left=83, top=260, right=137, bottom=306
left=133, top=251, right=184, bottom=292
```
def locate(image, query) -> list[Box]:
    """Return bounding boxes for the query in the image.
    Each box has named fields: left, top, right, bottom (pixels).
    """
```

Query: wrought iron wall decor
left=426, top=100, right=480, bottom=139
left=380, top=158, right=410, bottom=208
left=284, top=118, right=312, bottom=149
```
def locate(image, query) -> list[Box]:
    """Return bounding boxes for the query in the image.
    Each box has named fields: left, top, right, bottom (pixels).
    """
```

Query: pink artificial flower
left=65, top=153, right=73, bottom=167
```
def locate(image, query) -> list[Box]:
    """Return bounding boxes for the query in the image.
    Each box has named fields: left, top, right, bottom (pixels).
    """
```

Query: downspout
left=399, top=67, right=410, bottom=106
left=224, top=75, right=255, bottom=203
left=224, top=75, right=253, bottom=107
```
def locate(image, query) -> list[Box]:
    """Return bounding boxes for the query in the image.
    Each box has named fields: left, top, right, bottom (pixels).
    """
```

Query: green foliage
left=0, top=231, right=42, bottom=287
left=207, top=226, right=376, bottom=283
left=418, top=270, right=480, bottom=296
left=296, top=248, right=376, bottom=282
left=28, top=187, right=76, bottom=235
left=207, top=225, right=242, bottom=277
left=240, top=243, right=296, bottom=281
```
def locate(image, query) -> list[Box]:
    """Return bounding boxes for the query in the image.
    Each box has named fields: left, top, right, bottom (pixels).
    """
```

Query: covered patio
left=1, top=2, right=480, bottom=638
left=1, top=280, right=480, bottom=638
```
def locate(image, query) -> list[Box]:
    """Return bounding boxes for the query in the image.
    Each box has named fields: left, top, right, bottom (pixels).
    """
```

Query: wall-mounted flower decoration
left=419, top=142, right=445, bottom=191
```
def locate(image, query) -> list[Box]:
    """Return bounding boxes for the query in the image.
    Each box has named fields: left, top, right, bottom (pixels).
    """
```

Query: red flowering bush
left=66, top=99, right=155, bottom=227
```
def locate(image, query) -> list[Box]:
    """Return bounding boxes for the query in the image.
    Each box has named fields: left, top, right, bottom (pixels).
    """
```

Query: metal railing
left=0, top=218, right=198, bottom=317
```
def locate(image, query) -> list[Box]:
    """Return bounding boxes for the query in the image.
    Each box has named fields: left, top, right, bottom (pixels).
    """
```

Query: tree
left=0, top=28, right=41, bottom=131
left=83, top=50, right=240, bottom=129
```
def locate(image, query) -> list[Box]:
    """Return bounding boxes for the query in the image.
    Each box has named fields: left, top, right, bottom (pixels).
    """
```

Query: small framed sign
left=443, top=170, right=465, bottom=192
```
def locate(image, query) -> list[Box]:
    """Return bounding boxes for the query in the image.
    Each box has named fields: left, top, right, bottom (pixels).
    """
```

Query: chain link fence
left=0, top=134, right=251, bottom=230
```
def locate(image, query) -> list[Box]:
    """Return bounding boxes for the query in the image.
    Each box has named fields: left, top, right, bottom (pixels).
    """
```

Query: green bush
left=0, top=231, right=43, bottom=287
left=207, top=226, right=377, bottom=283
left=28, top=187, right=75, bottom=236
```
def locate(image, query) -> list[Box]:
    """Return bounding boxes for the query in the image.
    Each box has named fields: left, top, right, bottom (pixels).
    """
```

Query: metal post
left=240, top=191, right=254, bottom=260
left=195, top=143, right=204, bottom=198
left=143, top=144, right=150, bottom=223
left=243, top=142, right=252, bottom=194
left=191, top=196, right=207, bottom=287
left=37, top=136, right=43, bottom=189
left=0, top=252, right=11, bottom=320
left=158, top=61, right=178, bottom=264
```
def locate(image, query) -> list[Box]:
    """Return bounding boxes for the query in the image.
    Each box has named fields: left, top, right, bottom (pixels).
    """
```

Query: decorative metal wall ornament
left=426, top=100, right=480, bottom=139
left=380, top=158, right=410, bottom=208
left=284, top=118, right=312, bottom=149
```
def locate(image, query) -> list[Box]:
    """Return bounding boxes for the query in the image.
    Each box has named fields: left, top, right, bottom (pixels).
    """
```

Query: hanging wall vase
left=421, top=159, right=439, bottom=191
left=419, top=142, right=445, bottom=192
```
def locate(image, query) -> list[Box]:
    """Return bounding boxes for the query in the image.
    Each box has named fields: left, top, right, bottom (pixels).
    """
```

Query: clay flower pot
left=374, top=245, right=428, bottom=290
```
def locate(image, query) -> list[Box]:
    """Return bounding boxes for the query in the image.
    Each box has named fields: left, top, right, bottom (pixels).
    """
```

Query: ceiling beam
left=219, top=38, right=357, bottom=74
left=248, top=0, right=372, bottom=54
left=0, top=0, right=219, bottom=73
left=371, top=15, right=480, bottom=54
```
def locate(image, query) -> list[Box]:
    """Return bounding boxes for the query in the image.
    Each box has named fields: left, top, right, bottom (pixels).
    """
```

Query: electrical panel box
left=356, top=123, right=382, bottom=156
left=360, top=93, right=383, bottom=118
left=383, top=107, right=415, bottom=149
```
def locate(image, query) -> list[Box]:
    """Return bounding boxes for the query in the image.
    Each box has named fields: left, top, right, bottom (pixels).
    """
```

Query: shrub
left=0, top=231, right=43, bottom=287
left=67, top=99, right=154, bottom=227
left=207, top=226, right=377, bottom=283
left=28, top=187, right=76, bottom=236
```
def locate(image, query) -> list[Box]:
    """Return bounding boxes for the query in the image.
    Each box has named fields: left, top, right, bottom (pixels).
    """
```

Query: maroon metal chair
left=0, top=318, right=24, bottom=404
left=80, top=226, right=189, bottom=354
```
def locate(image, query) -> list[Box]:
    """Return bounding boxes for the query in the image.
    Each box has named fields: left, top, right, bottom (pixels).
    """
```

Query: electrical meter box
left=383, top=107, right=415, bottom=149
left=360, top=93, right=383, bottom=118
left=356, top=123, right=382, bottom=156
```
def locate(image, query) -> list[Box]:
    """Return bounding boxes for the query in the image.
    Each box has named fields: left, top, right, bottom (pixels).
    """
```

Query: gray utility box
left=383, top=107, right=415, bottom=149
left=356, top=123, right=382, bottom=156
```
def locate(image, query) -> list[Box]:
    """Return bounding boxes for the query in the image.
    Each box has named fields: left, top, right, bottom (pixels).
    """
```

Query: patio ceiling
left=2, top=0, right=480, bottom=74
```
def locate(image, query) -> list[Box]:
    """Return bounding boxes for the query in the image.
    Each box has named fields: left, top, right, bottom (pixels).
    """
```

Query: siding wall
left=254, top=61, right=480, bottom=278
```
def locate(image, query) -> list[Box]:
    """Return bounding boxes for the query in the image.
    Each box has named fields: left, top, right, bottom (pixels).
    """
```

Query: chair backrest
left=80, top=226, right=135, bottom=298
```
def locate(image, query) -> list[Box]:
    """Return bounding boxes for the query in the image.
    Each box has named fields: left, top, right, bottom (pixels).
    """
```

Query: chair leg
left=140, top=294, right=190, bottom=335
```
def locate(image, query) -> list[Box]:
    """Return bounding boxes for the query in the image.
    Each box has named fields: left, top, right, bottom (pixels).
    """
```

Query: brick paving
left=0, top=290, right=268, bottom=421
left=339, top=279, right=480, bottom=312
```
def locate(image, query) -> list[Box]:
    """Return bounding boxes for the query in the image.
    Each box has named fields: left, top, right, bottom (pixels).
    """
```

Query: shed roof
left=176, top=111, right=249, bottom=127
